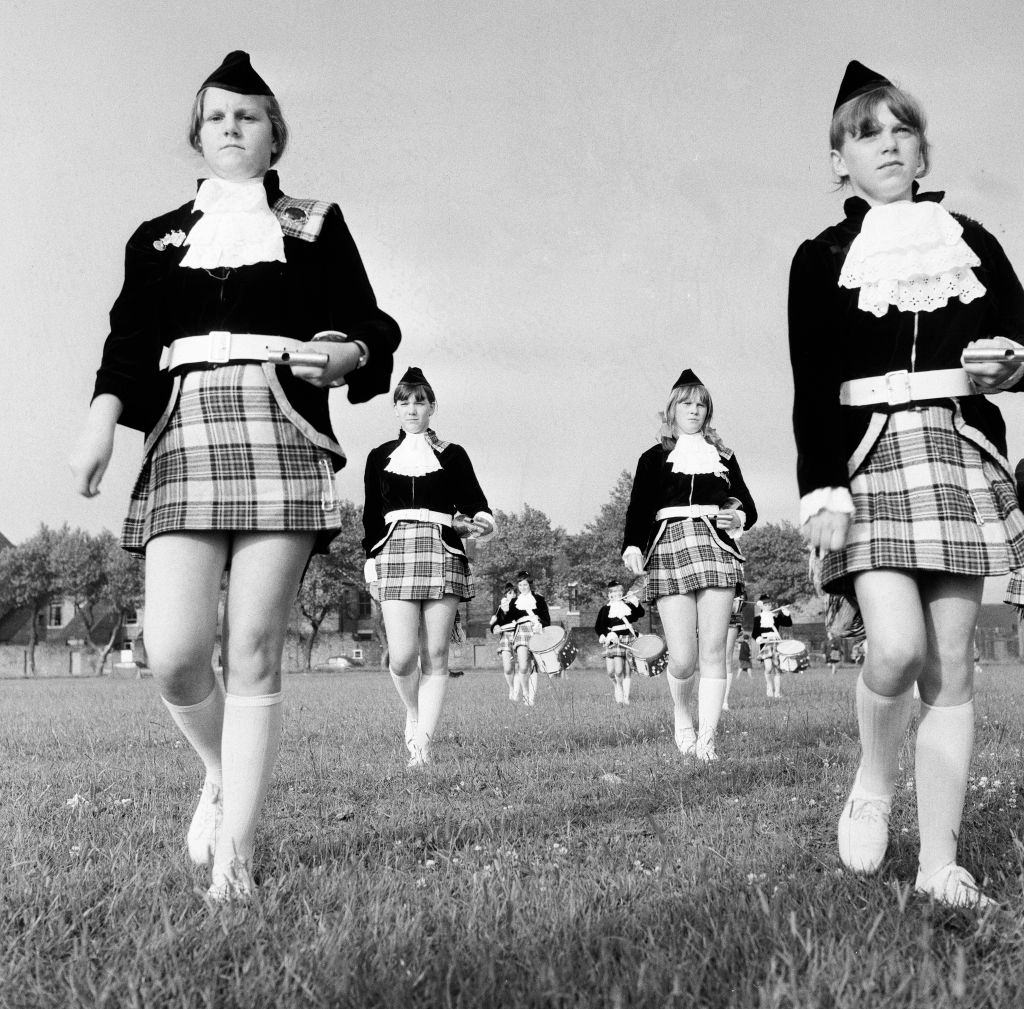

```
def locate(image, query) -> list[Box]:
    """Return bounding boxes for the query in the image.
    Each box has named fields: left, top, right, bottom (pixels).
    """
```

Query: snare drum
left=631, top=633, right=667, bottom=677
left=529, top=627, right=578, bottom=675
left=776, top=639, right=808, bottom=673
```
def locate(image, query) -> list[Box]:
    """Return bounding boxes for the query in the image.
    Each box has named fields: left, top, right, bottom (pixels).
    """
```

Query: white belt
left=655, top=505, right=720, bottom=520
left=385, top=508, right=453, bottom=527
left=160, top=332, right=305, bottom=372
left=839, top=368, right=976, bottom=407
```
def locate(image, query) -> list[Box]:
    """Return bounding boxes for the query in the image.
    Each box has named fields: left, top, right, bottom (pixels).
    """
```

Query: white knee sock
left=856, top=676, right=915, bottom=797
left=528, top=670, right=538, bottom=701
left=773, top=672, right=782, bottom=696
left=697, top=677, right=727, bottom=744
left=214, top=692, right=282, bottom=871
left=667, top=672, right=695, bottom=739
left=162, top=684, right=224, bottom=786
left=724, top=671, right=733, bottom=703
left=413, top=672, right=449, bottom=750
left=916, top=698, right=974, bottom=878
left=622, top=674, right=632, bottom=703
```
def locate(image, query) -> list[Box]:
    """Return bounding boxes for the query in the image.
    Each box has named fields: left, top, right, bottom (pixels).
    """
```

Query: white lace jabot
left=384, top=432, right=442, bottom=476
left=667, top=432, right=727, bottom=475
left=839, top=201, right=986, bottom=317
left=608, top=599, right=631, bottom=619
left=180, top=176, right=286, bottom=270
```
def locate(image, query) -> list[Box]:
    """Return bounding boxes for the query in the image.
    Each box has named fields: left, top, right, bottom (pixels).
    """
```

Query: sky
left=3, top=0, right=1024, bottom=599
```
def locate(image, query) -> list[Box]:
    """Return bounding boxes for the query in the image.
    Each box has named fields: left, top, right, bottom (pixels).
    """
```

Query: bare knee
left=864, top=637, right=924, bottom=690
left=225, top=624, right=287, bottom=686
left=421, top=643, right=449, bottom=676
left=146, top=635, right=215, bottom=698
left=667, top=652, right=697, bottom=679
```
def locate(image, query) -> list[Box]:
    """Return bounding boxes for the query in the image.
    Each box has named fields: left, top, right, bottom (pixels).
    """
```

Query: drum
left=529, top=627, right=578, bottom=675
left=631, top=633, right=667, bottom=677
left=776, top=639, right=808, bottom=673
left=757, top=632, right=780, bottom=661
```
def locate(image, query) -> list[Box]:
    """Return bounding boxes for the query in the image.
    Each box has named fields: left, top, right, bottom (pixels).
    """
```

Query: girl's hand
left=802, top=509, right=851, bottom=553
left=963, top=337, right=1023, bottom=390
left=622, top=546, right=644, bottom=575
left=714, top=508, right=742, bottom=532
left=69, top=395, right=122, bottom=497
left=290, top=341, right=364, bottom=388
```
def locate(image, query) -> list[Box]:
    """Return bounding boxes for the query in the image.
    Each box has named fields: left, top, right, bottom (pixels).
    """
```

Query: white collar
left=384, top=431, right=442, bottom=476
left=666, top=432, right=726, bottom=475
left=608, top=598, right=631, bottom=618
left=180, top=176, right=286, bottom=270
left=839, top=200, right=985, bottom=316
left=516, top=591, right=537, bottom=612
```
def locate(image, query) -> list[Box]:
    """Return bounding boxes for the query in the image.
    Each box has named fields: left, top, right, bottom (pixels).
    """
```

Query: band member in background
left=754, top=594, right=793, bottom=699
left=594, top=579, right=646, bottom=705
left=70, top=51, right=400, bottom=902
left=622, top=368, right=757, bottom=762
left=489, top=582, right=518, bottom=700
left=723, top=581, right=748, bottom=711
left=503, top=571, right=551, bottom=706
left=790, top=60, right=1024, bottom=906
left=363, top=367, right=495, bottom=766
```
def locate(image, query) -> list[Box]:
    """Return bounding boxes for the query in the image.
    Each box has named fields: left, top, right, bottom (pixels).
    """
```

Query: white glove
left=363, top=558, right=377, bottom=584
left=472, top=511, right=497, bottom=543
left=598, top=634, right=606, bottom=644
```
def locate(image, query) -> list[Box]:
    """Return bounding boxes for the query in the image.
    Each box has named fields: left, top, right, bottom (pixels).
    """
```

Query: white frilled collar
left=608, top=599, right=631, bottom=619
left=384, top=431, right=443, bottom=476
left=666, top=432, right=727, bottom=475
left=179, top=176, right=286, bottom=270
left=839, top=200, right=985, bottom=317
left=516, top=591, right=538, bottom=613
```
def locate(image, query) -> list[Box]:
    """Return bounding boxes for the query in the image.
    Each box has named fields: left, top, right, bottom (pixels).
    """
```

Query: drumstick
left=962, top=347, right=1024, bottom=364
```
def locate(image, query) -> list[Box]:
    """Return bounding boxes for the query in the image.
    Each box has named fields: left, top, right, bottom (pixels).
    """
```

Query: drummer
left=754, top=594, right=793, bottom=699
left=489, top=582, right=518, bottom=700
left=505, top=571, right=551, bottom=706
left=594, top=579, right=646, bottom=705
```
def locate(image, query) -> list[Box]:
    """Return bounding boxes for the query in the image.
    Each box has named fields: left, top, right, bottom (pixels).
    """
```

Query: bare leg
left=381, top=599, right=425, bottom=752
left=411, top=595, right=460, bottom=762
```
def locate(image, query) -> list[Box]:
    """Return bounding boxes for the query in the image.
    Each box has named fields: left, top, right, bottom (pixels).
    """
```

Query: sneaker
left=695, top=738, right=718, bottom=763
left=837, top=772, right=891, bottom=874
left=915, top=863, right=995, bottom=909
left=187, top=778, right=223, bottom=868
left=206, top=858, right=254, bottom=903
left=676, top=727, right=697, bottom=756
left=722, top=700, right=730, bottom=712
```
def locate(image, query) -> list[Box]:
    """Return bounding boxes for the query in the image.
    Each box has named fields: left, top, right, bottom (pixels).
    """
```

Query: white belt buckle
left=884, top=369, right=912, bottom=406
left=209, top=331, right=232, bottom=364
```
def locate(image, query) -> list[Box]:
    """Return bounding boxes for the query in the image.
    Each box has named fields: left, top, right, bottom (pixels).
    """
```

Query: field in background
left=3, top=665, right=1024, bottom=1008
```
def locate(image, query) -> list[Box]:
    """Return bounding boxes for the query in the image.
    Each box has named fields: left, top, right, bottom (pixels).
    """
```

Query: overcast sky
left=3, top=0, right=1024, bottom=599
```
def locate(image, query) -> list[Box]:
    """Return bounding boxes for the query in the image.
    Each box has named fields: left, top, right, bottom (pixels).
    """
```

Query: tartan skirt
left=377, top=521, right=473, bottom=601
left=645, top=518, right=744, bottom=601
left=496, top=629, right=516, bottom=655
left=820, top=405, right=1024, bottom=594
left=511, top=622, right=536, bottom=648
left=122, top=364, right=341, bottom=555
left=602, top=634, right=633, bottom=659
left=1004, top=571, right=1024, bottom=609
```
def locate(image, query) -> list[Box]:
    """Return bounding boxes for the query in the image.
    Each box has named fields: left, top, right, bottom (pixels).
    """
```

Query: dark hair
left=188, top=88, right=289, bottom=166
left=393, top=380, right=436, bottom=406
left=830, top=83, right=929, bottom=184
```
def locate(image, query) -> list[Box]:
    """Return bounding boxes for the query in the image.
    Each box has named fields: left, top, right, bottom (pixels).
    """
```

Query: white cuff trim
left=800, top=487, right=855, bottom=525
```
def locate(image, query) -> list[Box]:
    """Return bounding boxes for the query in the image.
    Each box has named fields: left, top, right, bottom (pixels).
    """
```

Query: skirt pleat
left=377, top=521, right=473, bottom=601
left=645, top=519, right=744, bottom=600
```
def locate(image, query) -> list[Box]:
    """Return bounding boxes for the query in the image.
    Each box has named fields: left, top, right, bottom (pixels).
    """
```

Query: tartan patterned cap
left=199, top=51, right=274, bottom=96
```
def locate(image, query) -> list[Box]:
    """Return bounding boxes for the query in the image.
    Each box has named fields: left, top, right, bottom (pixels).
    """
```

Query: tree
left=94, top=532, right=145, bottom=672
left=566, top=470, right=634, bottom=605
left=294, top=501, right=363, bottom=669
left=0, top=525, right=62, bottom=675
left=741, top=521, right=815, bottom=606
left=473, top=504, right=567, bottom=605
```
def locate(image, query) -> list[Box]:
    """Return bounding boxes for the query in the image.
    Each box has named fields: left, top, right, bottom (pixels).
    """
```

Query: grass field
left=3, top=663, right=1024, bottom=1008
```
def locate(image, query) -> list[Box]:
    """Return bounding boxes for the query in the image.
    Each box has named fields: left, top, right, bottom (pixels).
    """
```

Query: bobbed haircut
left=830, top=83, right=929, bottom=181
left=393, top=380, right=436, bottom=406
left=188, top=88, right=289, bottom=166
left=660, top=382, right=713, bottom=449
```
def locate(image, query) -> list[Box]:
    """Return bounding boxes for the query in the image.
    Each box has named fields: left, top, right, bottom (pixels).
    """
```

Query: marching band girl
left=363, top=367, right=496, bottom=766
left=753, top=594, right=793, bottom=699
left=502, top=572, right=551, bottom=706
left=70, top=51, right=400, bottom=900
left=790, top=60, right=1024, bottom=906
left=594, top=579, right=646, bottom=705
left=722, top=581, right=748, bottom=711
left=489, top=582, right=518, bottom=700
left=622, top=369, right=757, bottom=761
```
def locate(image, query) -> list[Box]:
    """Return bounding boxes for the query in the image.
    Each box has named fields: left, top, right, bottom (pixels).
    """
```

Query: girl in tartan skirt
left=791, top=61, right=1024, bottom=907
left=502, top=572, right=551, bottom=706
left=70, top=52, right=400, bottom=901
left=489, top=583, right=519, bottom=701
left=363, top=367, right=496, bottom=765
left=594, top=579, right=645, bottom=706
left=622, top=369, right=757, bottom=762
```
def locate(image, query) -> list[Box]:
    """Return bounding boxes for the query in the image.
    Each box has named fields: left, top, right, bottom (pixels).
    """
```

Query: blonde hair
left=188, top=88, right=289, bottom=166
left=659, top=383, right=728, bottom=454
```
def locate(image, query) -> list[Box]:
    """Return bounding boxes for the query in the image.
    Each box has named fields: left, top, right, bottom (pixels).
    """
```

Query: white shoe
left=187, top=778, right=223, bottom=867
left=837, top=772, right=891, bottom=874
left=696, top=738, right=718, bottom=763
left=766, top=687, right=773, bottom=698
left=676, top=727, right=697, bottom=756
left=206, top=858, right=254, bottom=903
left=915, top=862, right=994, bottom=909
left=407, top=741, right=431, bottom=768
left=722, top=700, right=730, bottom=712
left=508, top=689, right=516, bottom=701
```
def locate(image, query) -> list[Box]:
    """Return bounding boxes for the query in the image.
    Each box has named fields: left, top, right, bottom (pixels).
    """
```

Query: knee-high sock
left=667, top=672, right=695, bottom=737
left=856, top=676, right=916, bottom=797
left=413, top=672, right=449, bottom=750
left=622, top=673, right=632, bottom=703
left=697, top=677, right=727, bottom=744
left=773, top=672, right=782, bottom=696
left=528, top=670, right=538, bottom=702
left=916, top=698, right=974, bottom=878
left=390, top=668, right=420, bottom=742
left=214, top=692, right=282, bottom=869
left=724, top=670, right=733, bottom=703
left=162, top=684, right=224, bottom=786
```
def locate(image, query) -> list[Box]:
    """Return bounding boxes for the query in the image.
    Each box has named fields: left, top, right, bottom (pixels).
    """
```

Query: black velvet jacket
left=594, top=600, right=645, bottom=637
left=505, top=595, right=551, bottom=628
left=621, top=444, right=758, bottom=556
left=362, top=430, right=492, bottom=557
left=93, top=171, right=400, bottom=468
left=788, top=191, right=1024, bottom=497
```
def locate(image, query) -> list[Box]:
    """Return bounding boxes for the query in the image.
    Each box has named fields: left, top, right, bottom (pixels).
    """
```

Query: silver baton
left=962, top=348, right=1024, bottom=364
left=268, top=350, right=330, bottom=367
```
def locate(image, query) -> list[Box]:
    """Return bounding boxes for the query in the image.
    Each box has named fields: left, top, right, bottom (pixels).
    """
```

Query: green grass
left=3, top=665, right=1024, bottom=1008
